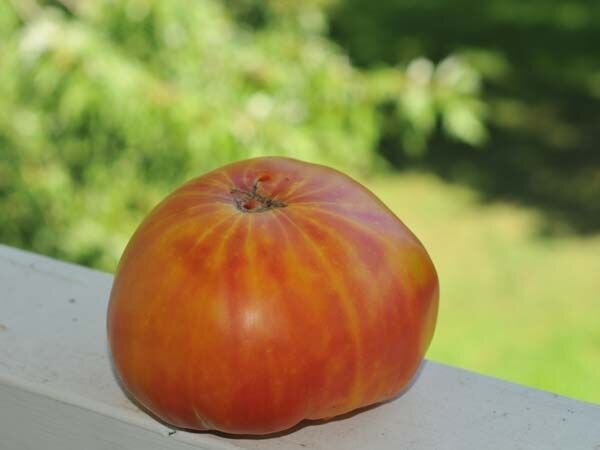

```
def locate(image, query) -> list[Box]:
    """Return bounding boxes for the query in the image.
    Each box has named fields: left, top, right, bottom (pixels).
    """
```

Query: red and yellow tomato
left=107, top=157, right=438, bottom=435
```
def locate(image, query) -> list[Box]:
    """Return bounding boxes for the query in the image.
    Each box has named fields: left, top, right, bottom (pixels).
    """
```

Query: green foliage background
left=0, top=0, right=486, bottom=269
left=1, top=0, right=599, bottom=403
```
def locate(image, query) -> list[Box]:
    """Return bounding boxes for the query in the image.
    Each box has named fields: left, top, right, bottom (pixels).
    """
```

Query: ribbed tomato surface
left=107, top=156, right=438, bottom=435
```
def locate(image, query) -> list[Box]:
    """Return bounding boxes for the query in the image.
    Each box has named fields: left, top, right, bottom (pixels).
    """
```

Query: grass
left=365, top=171, right=600, bottom=404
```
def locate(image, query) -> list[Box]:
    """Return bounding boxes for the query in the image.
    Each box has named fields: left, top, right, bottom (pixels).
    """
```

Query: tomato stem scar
left=230, top=179, right=287, bottom=213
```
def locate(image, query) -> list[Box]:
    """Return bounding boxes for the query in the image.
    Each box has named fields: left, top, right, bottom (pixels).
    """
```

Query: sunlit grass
left=367, top=171, right=600, bottom=404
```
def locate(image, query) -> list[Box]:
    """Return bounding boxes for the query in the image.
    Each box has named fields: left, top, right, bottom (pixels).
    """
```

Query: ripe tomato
left=107, top=157, right=438, bottom=435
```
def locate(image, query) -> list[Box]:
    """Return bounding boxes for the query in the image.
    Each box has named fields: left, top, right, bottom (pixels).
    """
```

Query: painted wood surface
left=1, top=244, right=599, bottom=450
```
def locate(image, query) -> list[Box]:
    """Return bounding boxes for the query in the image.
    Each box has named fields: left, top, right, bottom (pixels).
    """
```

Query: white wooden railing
left=1, top=244, right=599, bottom=450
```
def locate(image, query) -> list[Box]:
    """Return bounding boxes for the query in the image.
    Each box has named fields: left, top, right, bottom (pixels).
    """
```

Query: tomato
left=107, top=157, right=438, bottom=435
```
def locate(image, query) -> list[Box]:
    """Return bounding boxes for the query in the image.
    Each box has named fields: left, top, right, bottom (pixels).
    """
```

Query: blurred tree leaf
left=0, top=0, right=488, bottom=270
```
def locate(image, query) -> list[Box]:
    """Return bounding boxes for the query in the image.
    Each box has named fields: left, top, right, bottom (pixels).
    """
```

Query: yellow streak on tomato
left=277, top=208, right=367, bottom=417
left=284, top=177, right=342, bottom=203
left=109, top=202, right=241, bottom=426
left=298, top=215, right=389, bottom=388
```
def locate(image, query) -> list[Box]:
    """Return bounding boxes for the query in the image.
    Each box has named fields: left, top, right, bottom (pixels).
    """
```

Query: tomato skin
left=107, top=157, right=438, bottom=435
